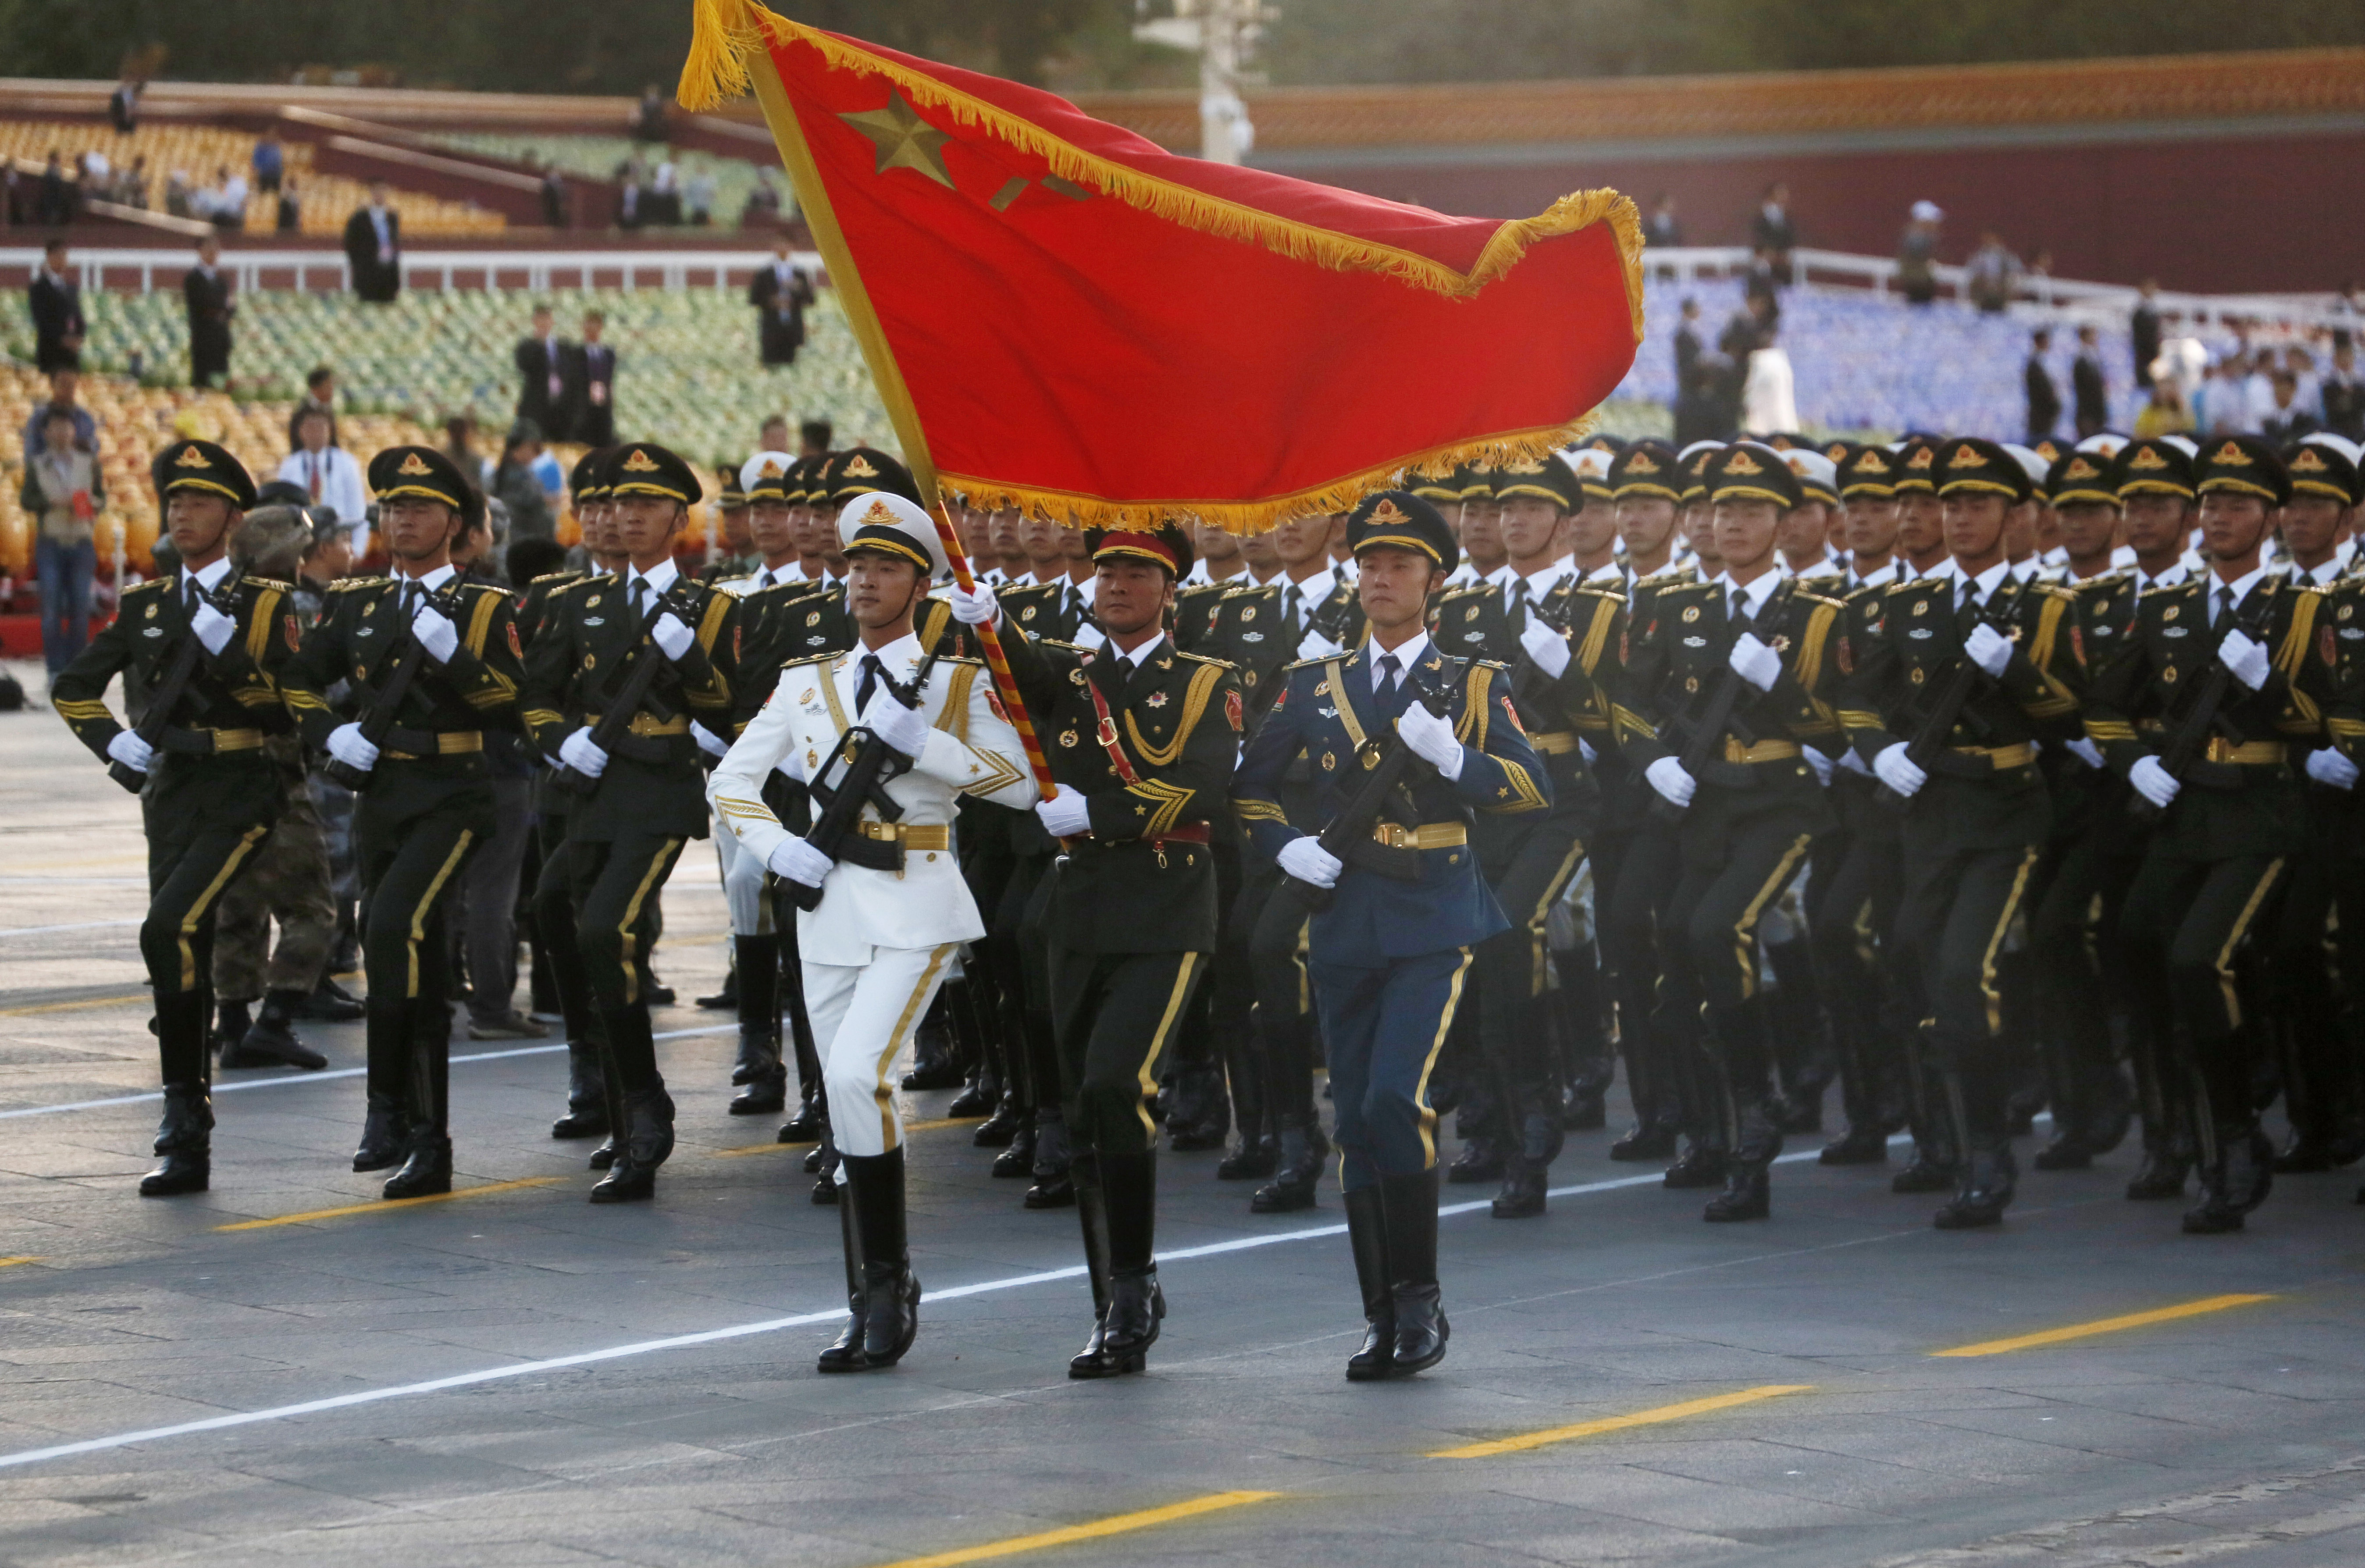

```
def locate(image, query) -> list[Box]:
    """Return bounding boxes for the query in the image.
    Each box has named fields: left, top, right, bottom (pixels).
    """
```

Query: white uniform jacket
left=706, top=635, right=1036, bottom=965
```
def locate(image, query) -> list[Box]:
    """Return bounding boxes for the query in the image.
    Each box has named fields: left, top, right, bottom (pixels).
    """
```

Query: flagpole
left=927, top=502, right=1058, bottom=804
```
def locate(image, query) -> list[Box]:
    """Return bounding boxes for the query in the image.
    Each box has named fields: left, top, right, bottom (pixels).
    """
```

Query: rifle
left=551, top=583, right=694, bottom=797
left=1649, top=658, right=1757, bottom=826
left=321, top=578, right=470, bottom=792
left=1282, top=661, right=1454, bottom=913
left=787, top=651, right=939, bottom=911
left=2128, top=583, right=2281, bottom=825
left=1873, top=576, right=2032, bottom=813
left=109, top=570, right=245, bottom=794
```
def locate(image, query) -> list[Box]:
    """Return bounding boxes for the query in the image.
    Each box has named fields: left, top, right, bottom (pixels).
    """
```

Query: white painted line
left=0, top=1026, right=738, bottom=1120
left=0, top=1152, right=1878, bottom=1472
left=0, top=918, right=143, bottom=937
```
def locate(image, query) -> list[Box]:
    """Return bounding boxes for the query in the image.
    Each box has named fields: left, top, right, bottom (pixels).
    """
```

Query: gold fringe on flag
left=677, top=0, right=1642, bottom=329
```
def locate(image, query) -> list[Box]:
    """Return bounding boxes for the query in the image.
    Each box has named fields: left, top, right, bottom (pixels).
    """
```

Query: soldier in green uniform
left=53, top=441, right=291, bottom=1196
left=955, top=522, right=1244, bottom=1378
left=278, top=445, right=525, bottom=1199
left=1842, top=438, right=2088, bottom=1229
left=1620, top=445, right=1848, bottom=1222
left=523, top=442, right=740, bottom=1203
left=2085, top=435, right=2333, bottom=1233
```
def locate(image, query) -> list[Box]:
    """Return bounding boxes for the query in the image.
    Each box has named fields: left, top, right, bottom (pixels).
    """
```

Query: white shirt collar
left=1281, top=563, right=1336, bottom=604
left=1514, top=559, right=1571, bottom=597
left=1484, top=563, right=1517, bottom=591
left=1851, top=561, right=1898, bottom=590
left=1948, top=558, right=2013, bottom=601
left=2297, top=558, right=2343, bottom=587
left=2205, top=564, right=2269, bottom=613
left=2008, top=557, right=2041, bottom=584
left=1716, top=568, right=1781, bottom=618
left=851, top=631, right=924, bottom=674
left=186, top=556, right=234, bottom=593
left=2134, top=560, right=2190, bottom=592
left=394, top=563, right=456, bottom=595
left=1105, top=632, right=1166, bottom=674
left=1582, top=560, right=1624, bottom=586
left=627, top=558, right=680, bottom=598
left=1365, top=630, right=1432, bottom=686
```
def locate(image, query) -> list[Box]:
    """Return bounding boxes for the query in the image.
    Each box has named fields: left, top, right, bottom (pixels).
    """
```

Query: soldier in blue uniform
left=1235, top=491, right=1549, bottom=1380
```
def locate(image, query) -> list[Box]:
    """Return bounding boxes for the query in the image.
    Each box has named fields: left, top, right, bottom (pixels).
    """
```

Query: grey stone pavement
left=5, top=659, right=2365, bottom=1568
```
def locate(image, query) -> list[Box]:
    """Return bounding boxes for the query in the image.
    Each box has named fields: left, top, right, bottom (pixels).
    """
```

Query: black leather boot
left=1250, top=1118, right=1320, bottom=1212
left=844, top=1148, right=920, bottom=1366
left=1820, top=1123, right=1889, bottom=1164
left=1492, top=1088, right=1561, bottom=1219
left=139, top=1081, right=214, bottom=1196
left=1379, top=1168, right=1447, bottom=1376
left=972, top=1088, right=1025, bottom=1147
left=697, top=958, right=739, bottom=1015
left=816, top=1191, right=869, bottom=1372
left=990, top=1116, right=1037, bottom=1178
left=1343, top=1186, right=1394, bottom=1381
left=1704, top=1098, right=1781, bottom=1222
left=551, top=1044, right=610, bottom=1140
left=812, top=1130, right=841, bottom=1204
left=1446, top=1134, right=1503, bottom=1185
left=1891, top=1028, right=1958, bottom=1194
left=383, top=1128, right=454, bottom=1200
left=900, top=992, right=967, bottom=1090
left=590, top=1084, right=675, bottom=1203
left=729, top=1024, right=787, bottom=1116
left=1662, top=1139, right=1725, bottom=1189
left=729, top=936, right=787, bottom=1113
left=776, top=1083, right=826, bottom=1144
left=1703, top=1002, right=1782, bottom=1222
left=1165, top=1063, right=1229, bottom=1153
left=2185, top=1119, right=2273, bottom=1234
left=353, top=1092, right=410, bottom=1172
left=1932, top=1071, right=2015, bottom=1229
left=1025, top=1112, right=1075, bottom=1209
left=1068, top=1152, right=1115, bottom=1378
left=2124, top=1029, right=2190, bottom=1199
left=1217, top=1131, right=1278, bottom=1181
left=211, top=997, right=253, bottom=1060
left=220, top=990, right=328, bottom=1070
left=947, top=1070, right=998, bottom=1121
left=297, top=974, right=366, bottom=1021
left=1610, top=1119, right=1678, bottom=1161
left=1072, top=1150, right=1161, bottom=1377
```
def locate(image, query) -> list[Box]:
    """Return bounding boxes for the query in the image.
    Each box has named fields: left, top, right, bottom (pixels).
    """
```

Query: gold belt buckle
left=1373, top=823, right=1410, bottom=849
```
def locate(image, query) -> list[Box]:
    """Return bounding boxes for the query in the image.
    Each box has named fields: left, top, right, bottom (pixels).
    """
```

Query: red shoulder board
left=508, top=619, right=524, bottom=658
left=1835, top=634, right=1853, bottom=676
left=2323, top=625, right=2337, bottom=668
left=1499, top=694, right=1524, bottom=734
left=283, top=612, right=301, bottom=652
left=1225, top=687, right=1243, bottom=732
left=986, top=687, right=1008, bottom=724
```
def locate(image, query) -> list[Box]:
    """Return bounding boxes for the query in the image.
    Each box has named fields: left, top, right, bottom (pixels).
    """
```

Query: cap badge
left=396, top=452, right=432, bottom=476
left=1906, top=447, right=1934, bottom=470
left=2213, top=442, right=2251, bottom=467
left=2067, top=457, right=2099, bottom=480
left=2292, top=449, right=2328, bottom=473
left=844, top=454, right=880, bottom=478
left=1367, top=499, right=1410, bottom=526
left=1950, top=447, right=1990, bottom=468
left=760, top=458, right=784, bottom=477
left=1724, top=450, right=1763, bottom=475
left=861, top=499, right=900, bottom=525
left=175, top=445, right=209, bottom=467
left=622, top=449, right=661, bottom=473
left=1627, top=453, right=1659, bottom=473
left=1502, top=456, right=1546, bottom=474
left=2128, top=446, right=2168, bottom=470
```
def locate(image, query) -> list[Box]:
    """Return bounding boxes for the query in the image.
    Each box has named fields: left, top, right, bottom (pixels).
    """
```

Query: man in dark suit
left=564, top=311, right=617, bottom=448
left=2073, top=324, right=2109, bottom=439
left=513, top=305, right=570, bottom=441
left=2025, top=328, right=2062, bottom=443
left=2130, top=279, right=2162, bottom=388
left=184, top=235, right=235, bottom=389
left=342, top=180, right=401, bottom=304
left=29, top=239, right=85, bottom=374
left=748, top=240, right=815, bottom=367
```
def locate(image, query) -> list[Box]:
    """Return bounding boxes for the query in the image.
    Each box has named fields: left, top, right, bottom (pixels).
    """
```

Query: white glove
left=768, top=834, right=834, bottom=888
left=2218, top=628, right=2270, bottom=692
left=1727, top=631, right=1782, bottom=692
left=948, top=581, right=998, bottom=626
left=861, top=688, right=931, bottom=760
left=2130, top=754, right=2181, bottom=809
left=1034, top=782, right=1091, bottom=837
left=326, top=722, right=380, bottom=773
left=1578, top=737, right=1598, bottom=765
left=106, top=730, right=154, bottom=773
left=1519, top=617, right=1571, bottom=680
left=410, top=603, right=459, bottom=663
left=1838, top=747, right=1875, bottom=778
left=2306, top=747, right=2359, bottom=790
left=1963, top=622, right=2013, bottom=679
left=650, top=611, right=694, bottom=662
left=1396, top=701, right=1465, bottom=780
left=1645, top=755, right=1696, bottom=807
left=1872, top=741, right=1926, bottom=798
left=558, top=727, right=608, bottom=779
left=189, top=596, right=234, bottom=655
left=1296, top=629, right=1343, bottom=662
left=1803, top=745, right=1834, bottom=786
left=1073, top=621, right=1108, bottom=652
left=1275, top=834, right=1342, bottom=889
left=691, top=721, right=729, bottom=759
left=2062, top=736, right=2106, bottom=770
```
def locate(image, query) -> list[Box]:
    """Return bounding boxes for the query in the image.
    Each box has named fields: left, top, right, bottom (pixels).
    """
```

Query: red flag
left=681, top=1, right=1641, bottom=532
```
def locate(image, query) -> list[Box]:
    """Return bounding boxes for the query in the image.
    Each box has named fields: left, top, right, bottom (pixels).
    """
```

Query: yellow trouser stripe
left=1134, top=952, right=1203, bottom=1138
left=178, top=826, right=269, bottom=991
left=406, top=830, right=476, bottom=998
left=1732, top=835, right=1812, bottom=1001
left=1526, top=837, right=1588, bottom=996
left=1978, top=847, right=2040, bottom=1035
left=876, top=943, right=958, bottom=1151
left=615, top=838, right=682, bottom=1007
left=1413, top=948, right=1475, bottom=1167
left=2213, top=859, right=2285, bottom=1030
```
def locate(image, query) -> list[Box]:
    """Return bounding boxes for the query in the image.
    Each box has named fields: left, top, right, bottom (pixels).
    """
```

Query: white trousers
left=807, top=941, right=958, bottom=1157
left=712, top=816, right=772, bottom=935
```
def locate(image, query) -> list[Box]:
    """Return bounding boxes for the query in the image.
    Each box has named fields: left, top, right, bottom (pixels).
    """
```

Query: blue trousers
left=36, top=534, right=94, bottom=677
left=1308, top=946, right=1472, bottom=1191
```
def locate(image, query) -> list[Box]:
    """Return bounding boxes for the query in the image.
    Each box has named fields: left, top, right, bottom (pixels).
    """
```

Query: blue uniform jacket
left=1233, top=645, right=1550, bottom=961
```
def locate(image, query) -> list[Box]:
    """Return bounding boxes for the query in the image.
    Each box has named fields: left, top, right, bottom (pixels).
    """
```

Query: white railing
left=0, top=246, right=823, bottom=295
left=1635, top=246, right=2348, bottom=332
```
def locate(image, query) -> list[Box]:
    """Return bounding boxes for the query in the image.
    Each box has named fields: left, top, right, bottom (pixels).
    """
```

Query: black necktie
left=1510, top=579, right=1531, bottom=635
left=400, top=579, right=420, bottom=620
left=2214, top=585, right=2233, bottom=627
left=629, top=577, right=647, bottom=622
left=1283, top=584, right=1303, bottom=636
left=856, top=653, right=884, bottom=713
left=1376, top=652, right=1401, bottom=693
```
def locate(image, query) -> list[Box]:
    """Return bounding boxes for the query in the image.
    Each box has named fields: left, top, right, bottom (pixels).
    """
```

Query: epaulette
left=1572, top=584, right=1624, bottom=602
left=2138, top=578, right=2198, bottom=599
left=242, top=576, right=294, bottom=593
left=328, top=576, right=386, bottom=592
left=1040, top=638, right=1086, bottom=653
left=779, top=650, right=841, bottom=671
left=1175, top=649, right=1236, bottom=669
left=1281, top=654, right=1338, bottom=674
left=1635, top=566, right=1694, bottom=589
left=1467, top=657, right=1511, bottom=673
left=933, top=653, right=985, bottom=667
left=1433, top=584, right=1494, bottom=605
left=1656, top=577, right=1715, bottom=595
left=122, top=577, right=169, bottom=595
left=2032, top=581, right=2079, bottom=601
left=1881, top=578, right=1925, bottom=596
left=2071, top=569, right=2131, bottom=591
left=1793, top=588, right=1849, bottom=612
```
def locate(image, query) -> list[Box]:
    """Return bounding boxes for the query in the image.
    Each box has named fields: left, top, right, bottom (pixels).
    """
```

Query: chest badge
left=2163, top=605, right=2179, bottom=623
left=806, top=611, right=822, bottom=627
left=1070, top=668, right=1088, bottom=687
left=799, top=688, right=816, bottom=703
left=1681, top=606, right=1701, bottom=623
left=2162, top=665, right=2178, bottom=683
left=357, top=625, right=376, bottom=637
left=1321, top=752, right=1336, bottom=770
left=1241, top=606, right=1256, bottom=622
left=1059, top=729, right=1079, bottom=747
left=1240, top=631, right=1264, bottom=643
left=1682, top=635, right=1707, bottom=648
left=142, top=625, right=163, bottom=637
left=145, top=602, right=158, bottom=619
left=582, top=617, right=604, bottom=627
left=1144, top=691, right=1168, bottom=708
left=586, top=595, right=602, bottom=609
left=1912, top=600, right=1930, bottom=617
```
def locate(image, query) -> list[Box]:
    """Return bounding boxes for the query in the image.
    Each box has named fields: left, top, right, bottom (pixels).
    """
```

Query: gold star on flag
left=840, top=90, right=954, bottom=189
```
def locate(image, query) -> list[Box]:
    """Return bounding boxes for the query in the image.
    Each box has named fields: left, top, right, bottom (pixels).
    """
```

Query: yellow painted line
left=1932, top=1294, right=2276, bottom=1358
left=873, top=1490, right=1280, bottom=1568
left=0, top=993, right=147, bottom=1018
left=1430, top=1384, right=1815, bottom=1459
left=0, top=1256, right=42, bottom=1269
left=711, top=1116, right=967, bottom=1157
left=213, top=1176, right=563, bottom=1231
